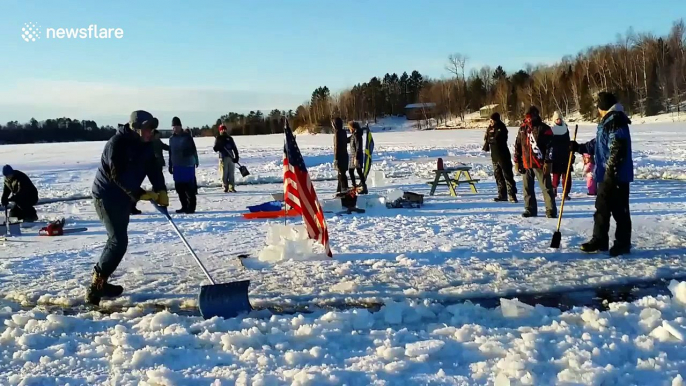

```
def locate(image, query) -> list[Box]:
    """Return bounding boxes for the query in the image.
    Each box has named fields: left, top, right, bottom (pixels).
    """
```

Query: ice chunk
left=405, top=340, right=445, bottom=357
left=662, top=320, right=685, bottom=341
left=669, top=280, right=686, bottom=305
left=369, top=171, right=387, bottom=187
left=495, top=373, right=511, bottom=386
left=500, top=298, right=534, bottom=318
left=673, top=374, right=684, bottom=386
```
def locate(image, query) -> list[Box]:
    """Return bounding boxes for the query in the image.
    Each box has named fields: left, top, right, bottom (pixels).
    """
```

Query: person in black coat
left=483, top=113, right=517, bottom=202
left=347, top=121, right=368, bottom=194
left=550, top=111, right=573, bottom=199
left=1, top=165, right=39, bottom=222
left=333, top=117, right=349, bottom=193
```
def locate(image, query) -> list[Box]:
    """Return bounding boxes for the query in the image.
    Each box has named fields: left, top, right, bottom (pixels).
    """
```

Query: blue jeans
left=94, top=198, right=130, bottom=277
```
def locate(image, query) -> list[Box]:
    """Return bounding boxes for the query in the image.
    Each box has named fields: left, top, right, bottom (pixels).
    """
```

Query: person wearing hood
left=169, top=117, right=199, bottom=213
left=89, top=111, right=169, bottom=305
left=514, top=106, right=557, bottom=218
left=483, top=112, right=517, bottom=202
left=333, top=117, right=349, bottom=193
left=213, top=124, right=239, bottom=193
left=571, top=92, right=633, bottom=257
left=347, top=121, right=367, bottom=194
left=1, top=165, right=39, bottom=222
left=550, top=111, right=573, bottom=199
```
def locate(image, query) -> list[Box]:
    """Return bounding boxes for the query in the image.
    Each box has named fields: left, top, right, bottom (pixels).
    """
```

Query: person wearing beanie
left=333, top=117, right=350, bottom=193
left=514, top=106, right=557, bottom=218
left=550, top=110, right=573, bottom=200
left=169, top=116, right=199, bottom=213
left=483, top=112, right=517, bottom=202
left=1, top=165, right=39, bottom=222
left=213, top=124, right=240, bottom=192
left=89, top=110, right=169, bottom=305
left=571, top=92, right=633, bottom=257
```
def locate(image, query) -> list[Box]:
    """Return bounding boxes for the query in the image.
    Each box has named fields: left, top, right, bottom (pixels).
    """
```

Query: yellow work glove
left=139, top=191, right=158, bottom=201
left=156, top=191, right=169, bottom=207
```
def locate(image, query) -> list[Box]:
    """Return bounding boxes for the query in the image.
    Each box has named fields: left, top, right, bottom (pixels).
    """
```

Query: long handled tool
left=550, top=124, right=579, bottom=248
left=154, top=204, right=252, bottom=319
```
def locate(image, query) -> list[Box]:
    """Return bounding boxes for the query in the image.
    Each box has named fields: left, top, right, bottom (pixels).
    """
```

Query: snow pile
left=257, top=224, right=328, bottom=263
left=4, top=285, right=686, bottom=384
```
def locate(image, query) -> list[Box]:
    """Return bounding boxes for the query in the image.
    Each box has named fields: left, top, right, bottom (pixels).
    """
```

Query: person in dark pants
left=169, top=116, right=199, bottom=213
left=347, top=121, right=368, bottom=194
left=550, top=110, right=573, bottom=199
left=483, top=112, right=517, bottom=202
left=89, top=110, right=169, bottom=305
left=213, top=125, right=239, bottom=193
left=571, top=92, right=633, bottom=257
left=1, top=165, right=39, bottom=222
left=131, top=128, right=169, bottom=215
left=333, top=117, right=349, bottom=193
left=514, top=106, right=557, bottom=218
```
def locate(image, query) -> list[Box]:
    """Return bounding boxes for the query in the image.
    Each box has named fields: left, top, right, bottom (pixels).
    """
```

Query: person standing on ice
left=213, top=124, right=239, bottom=193
left=347, top=121, right=368, bottom=194
left=482, top=112, right=517, bottom=203
left=514, top=106, right=557, bottom=218
left=333, top=117, right=349, bottom=193
left=131, top=127, right=169, bottom=215
left=88, top=111, right=169, bottom=305
left=169, top=116, right=199, bottom=213
left=1, top=165, right=39, bottom=222
left=571, top=92, right=633, bottom=256
left=550, top=110, right=573, bottom=200
left=582, top=153, right=597, bottom=195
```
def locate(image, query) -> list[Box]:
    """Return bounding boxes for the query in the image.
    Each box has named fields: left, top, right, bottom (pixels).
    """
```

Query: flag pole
left=283, top=117, right=288, bottom=226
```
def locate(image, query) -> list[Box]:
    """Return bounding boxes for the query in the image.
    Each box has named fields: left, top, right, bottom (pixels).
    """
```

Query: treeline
left=293, top=19, right=686, bottom=125
left=0, top=118, right=116, bottom=144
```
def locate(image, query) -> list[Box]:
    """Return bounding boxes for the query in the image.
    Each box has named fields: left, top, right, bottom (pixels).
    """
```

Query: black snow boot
left=509, top=196, right=518, bottom=203
left=493, top=197, right=508, bottom=202
left=175, top=208, right=187, bottom=214
left=521, top=210, right=537, bottom=218
left=609, top=243, right=631, bottom=257
left=86, top=268, right=124, bottom=305
left=580, top=238, right=609, bottom=253
left=223, top=185, right=229, bottom=193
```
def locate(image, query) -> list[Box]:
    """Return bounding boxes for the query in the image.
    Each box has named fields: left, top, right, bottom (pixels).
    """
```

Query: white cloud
left=0, top=79, right=308, bottom=127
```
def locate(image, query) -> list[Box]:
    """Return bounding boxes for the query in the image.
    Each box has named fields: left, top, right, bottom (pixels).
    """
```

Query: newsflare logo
left=21, top=22, right=124, bottom=43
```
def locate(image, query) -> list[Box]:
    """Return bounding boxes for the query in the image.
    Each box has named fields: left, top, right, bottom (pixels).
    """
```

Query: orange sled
left=242, top=209, right=300, bottom=220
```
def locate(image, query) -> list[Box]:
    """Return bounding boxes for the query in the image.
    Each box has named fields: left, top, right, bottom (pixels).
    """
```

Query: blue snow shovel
left=153, top=203, right=252, bottom=319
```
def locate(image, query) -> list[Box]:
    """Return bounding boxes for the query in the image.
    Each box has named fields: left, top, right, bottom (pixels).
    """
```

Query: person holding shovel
left=88, top=110, right=169, bottom=305
left=571, top=92, right=633, bottom=257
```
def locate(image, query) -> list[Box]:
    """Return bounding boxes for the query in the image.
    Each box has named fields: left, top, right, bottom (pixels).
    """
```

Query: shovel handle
left=152, top=201, right=216, bottom=285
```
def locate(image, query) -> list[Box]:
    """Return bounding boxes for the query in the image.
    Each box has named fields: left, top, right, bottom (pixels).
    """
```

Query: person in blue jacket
left=88, top=110, right=169, bottom=305
left=571, top=92, right=633, bottom=257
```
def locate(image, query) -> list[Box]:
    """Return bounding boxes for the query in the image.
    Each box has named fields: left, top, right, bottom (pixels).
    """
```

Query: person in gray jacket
left=169, top=117, right=199, bottom=213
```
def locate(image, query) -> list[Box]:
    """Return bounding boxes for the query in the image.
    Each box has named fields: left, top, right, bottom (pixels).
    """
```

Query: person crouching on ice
left=1, top=165, right=39, bottom=222
left=571, top=92, right=633, bottom=257
left=88, top=110, right=169, bottom=305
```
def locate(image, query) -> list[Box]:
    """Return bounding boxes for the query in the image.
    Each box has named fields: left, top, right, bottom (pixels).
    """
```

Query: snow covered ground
left=1, top=122, right=686, bottom=385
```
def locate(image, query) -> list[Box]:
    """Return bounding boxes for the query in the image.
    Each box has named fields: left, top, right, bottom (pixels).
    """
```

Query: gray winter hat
left=129, top=110, right=159, bottom=130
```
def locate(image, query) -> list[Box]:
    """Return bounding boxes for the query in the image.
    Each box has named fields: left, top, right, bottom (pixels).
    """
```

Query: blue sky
left=0, top=0, right=684, bottom=127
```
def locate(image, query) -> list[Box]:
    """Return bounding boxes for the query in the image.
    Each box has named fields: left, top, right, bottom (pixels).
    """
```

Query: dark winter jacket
left=578, top=104, right=633, bottom=183
left=2, top=170, right=38, bottom=205
left=151, top=130, right=170, bottom=168
left=483, top=120, right=511, bottom=162
left=514, top=118, right=554, bottom=170
left=348, top=129, right=364, bottom=169
left=92, top=125, right=167, bottom=203
left=169, top=131, right=198, bottom=169
left=550, top=124, right=573, bottom=174
left=333, top=121, right=349, bottom=171
left=213, top=133, right=239, bottom=161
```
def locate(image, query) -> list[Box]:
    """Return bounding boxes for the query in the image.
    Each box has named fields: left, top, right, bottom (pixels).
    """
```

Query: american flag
left=283, top=120, right=332, bottom=257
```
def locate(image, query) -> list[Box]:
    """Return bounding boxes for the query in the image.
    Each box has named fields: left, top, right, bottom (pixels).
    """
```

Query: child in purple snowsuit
left=583, top=153, right=597, bottom=195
